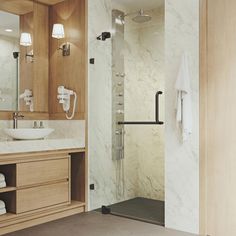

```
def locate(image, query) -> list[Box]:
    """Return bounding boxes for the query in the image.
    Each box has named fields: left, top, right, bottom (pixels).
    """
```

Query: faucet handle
left=13, top=112, right=24, bottom=118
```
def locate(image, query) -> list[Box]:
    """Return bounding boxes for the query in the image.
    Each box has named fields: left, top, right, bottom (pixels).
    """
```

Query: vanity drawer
left=16, top=181, right=69, bottom=213
left=16, top=158, right=69, bottom=187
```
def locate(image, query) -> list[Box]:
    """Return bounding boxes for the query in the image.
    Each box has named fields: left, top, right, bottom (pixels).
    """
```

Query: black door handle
left=156, top=91, right=164, bottom=125
left=118, top=91, right=164, bottom=125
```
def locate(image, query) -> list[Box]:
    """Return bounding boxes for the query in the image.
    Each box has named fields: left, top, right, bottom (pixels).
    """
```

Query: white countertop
left=0, top=138, right=85, bottom=155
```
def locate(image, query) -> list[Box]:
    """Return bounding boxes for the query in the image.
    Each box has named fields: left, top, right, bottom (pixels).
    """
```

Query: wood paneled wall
left=200, top=0, right=236, bottom=235
left=1, top=0, right=86, bottom=120
left=33, top=3, right=49, bottom=113
left=19, top=2, right=49, bottom=113
left=19, top=12, right=34, bottom=112
left=0, top=0, right=33, bottom=15
left=49, top=0, right=86, bottom=120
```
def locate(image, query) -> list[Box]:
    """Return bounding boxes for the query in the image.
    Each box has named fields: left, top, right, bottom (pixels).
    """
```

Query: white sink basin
left=4, top=128, right=54, bottom=140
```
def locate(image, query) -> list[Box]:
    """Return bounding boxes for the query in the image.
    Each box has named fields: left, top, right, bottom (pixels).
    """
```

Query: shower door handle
left=118, top=91, right=164, bottom=125
left=156, top=91, right=164, bottom=125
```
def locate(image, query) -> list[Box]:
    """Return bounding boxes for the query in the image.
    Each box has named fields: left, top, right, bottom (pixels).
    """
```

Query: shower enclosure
left=110, top=2, right=165, bottom=225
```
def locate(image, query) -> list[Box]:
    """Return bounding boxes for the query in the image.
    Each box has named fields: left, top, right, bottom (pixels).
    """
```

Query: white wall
left=165, top=0, right=199, bottom=234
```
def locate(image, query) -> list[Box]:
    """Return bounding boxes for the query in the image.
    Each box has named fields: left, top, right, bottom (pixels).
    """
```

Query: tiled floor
left=6, top=212, right=197, bottom=236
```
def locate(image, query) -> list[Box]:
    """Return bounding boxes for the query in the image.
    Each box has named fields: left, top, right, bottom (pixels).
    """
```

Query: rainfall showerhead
left=117, top=9, right=152, bottom=25
left=132, top=9, right=152, bottom=23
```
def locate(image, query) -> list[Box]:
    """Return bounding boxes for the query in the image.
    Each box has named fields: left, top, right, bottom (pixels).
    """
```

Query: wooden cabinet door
left=17, top=158, right=69, bottom=187
left=16, top=182, right=69, bottom=213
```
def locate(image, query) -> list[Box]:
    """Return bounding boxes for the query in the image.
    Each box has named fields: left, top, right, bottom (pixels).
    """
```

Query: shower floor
left=97, top=197, right=165, bottom=226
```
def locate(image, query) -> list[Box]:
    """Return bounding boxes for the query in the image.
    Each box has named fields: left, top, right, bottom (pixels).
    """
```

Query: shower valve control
left=115, top=73, right=125, bottom=77
left=116, top=110, right=124, bottom=114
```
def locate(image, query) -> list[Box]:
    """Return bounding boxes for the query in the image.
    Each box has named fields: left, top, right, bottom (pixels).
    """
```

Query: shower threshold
left=96, top=197, right=165, bottom=226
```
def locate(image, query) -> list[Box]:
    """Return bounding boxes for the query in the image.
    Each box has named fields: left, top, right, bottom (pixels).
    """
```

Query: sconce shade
left=20, top=33, right=32, bottom=46
left=52, top=24, right=65, bottom=39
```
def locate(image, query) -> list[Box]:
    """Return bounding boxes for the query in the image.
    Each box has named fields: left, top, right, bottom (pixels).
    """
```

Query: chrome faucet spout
left=13, top=112, right=24, bottom=129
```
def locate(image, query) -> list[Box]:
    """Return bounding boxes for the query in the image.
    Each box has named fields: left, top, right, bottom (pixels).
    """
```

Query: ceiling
left=112, top=0, right=164, bottom=11
left=0, top=11, right=19, bottom=38
left=0, top=0, right=33, bottom=15
left=0, top=0, right=65, bottom=16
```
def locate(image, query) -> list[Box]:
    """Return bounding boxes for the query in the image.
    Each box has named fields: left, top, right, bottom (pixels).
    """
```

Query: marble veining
left=88, top=0, right=165, bottom=211
left=88, top=0, right=119, bottom=210
left=0, top=120, right=86, bottom=154
left=124, top=6, right=165, bottom=201
left=165, top=0, right=199, bottom=234
left=0, top=138, right=84, bottom=155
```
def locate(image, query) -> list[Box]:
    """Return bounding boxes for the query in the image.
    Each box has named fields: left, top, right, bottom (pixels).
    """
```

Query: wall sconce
left=20, top=33, right=34, bottom=59
left=52, top=23, right=70, bottom=56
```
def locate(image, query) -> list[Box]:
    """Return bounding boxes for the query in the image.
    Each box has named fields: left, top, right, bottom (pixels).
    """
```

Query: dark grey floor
left=97, top=197, right=165, bottom=226
left=6, top=212, right=197, bottom=236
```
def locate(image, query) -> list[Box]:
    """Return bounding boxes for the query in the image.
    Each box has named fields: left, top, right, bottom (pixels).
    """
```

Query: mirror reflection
left=0, top=11, right=19, bottom=111
left=0, top=0, right=34, bottom=112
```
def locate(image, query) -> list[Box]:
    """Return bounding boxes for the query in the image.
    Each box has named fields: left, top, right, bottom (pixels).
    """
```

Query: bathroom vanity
left=0, top=145, right=87, bottom=235
left=0, top=0, right=88, bottom=234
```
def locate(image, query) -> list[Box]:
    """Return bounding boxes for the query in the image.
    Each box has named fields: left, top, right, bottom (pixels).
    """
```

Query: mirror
left=0, top=0, right=34, bottom=112
left=0, top=0, right=84, bottom=119
left=0, top=10, right=20, bottom=111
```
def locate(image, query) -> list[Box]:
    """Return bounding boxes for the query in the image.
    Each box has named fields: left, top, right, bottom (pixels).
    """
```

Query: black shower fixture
left=13, top=52, right=19, bottom=59
left=118, top=91, right=164, bottom=125
left=97, top=32, right=111, bottom=41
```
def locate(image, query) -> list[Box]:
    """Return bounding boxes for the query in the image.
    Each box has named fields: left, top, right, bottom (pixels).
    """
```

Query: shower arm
left=118, top=91, right=164, bottom=125
left=123, top=9, right=144, bottom=17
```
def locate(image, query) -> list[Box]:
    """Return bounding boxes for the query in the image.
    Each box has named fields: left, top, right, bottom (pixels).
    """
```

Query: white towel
left=175, top=53, right=193, bottom=142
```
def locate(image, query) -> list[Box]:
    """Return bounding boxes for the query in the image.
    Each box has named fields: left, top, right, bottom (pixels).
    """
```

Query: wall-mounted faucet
left=13, top=112, right=24, bottom=129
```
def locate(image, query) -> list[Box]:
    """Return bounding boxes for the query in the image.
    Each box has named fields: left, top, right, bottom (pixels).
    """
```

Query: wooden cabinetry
left=0, top=149, right=86, bottom=235
left=17, top=182, right=69, bottom=213
left=16, top=158, right=69, bottom=187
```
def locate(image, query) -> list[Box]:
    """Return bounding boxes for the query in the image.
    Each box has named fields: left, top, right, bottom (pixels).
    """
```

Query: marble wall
left=87, top=0, right=165, bottom=210
left=165, top=0, right=199, bottom=234
left=88, top=0, right=120, bottom=210
left=123, top=6, right=165, bottom=201
left=0, top=35, right=18, bottom=111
